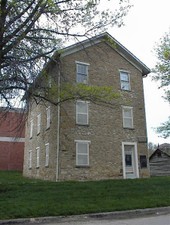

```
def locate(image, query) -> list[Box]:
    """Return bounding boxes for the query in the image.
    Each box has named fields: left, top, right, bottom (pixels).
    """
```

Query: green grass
left=0, top=171, right=170, bottom=220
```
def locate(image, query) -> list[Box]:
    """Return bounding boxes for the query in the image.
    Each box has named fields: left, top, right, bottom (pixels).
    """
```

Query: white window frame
left=75, top=140, right=91, bottom=166
left=122, top=142, right=139, bottom=179
left=76, top=100, right=89, bottom=125
left=45, top=143, right=49, bottom=167
left=48, top=77, right=52, bottom=88
left=76, top=61, right=89, bottom=84
left=122, top=106, right=134, bottom=128
left=30, top=119, right=33, bottom=139
left=36, top=147, right=40, bottom=168
left=120, top=70, right=131, bottom=91
left=37, top=113, right=41, bottom=134
left=28, top=150, right=32, bottom=169
left=46, top=106, right=51, bottom=129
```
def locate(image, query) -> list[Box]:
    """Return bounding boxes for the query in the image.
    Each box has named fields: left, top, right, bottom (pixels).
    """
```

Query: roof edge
left=60, top=32, right=150, bottom=76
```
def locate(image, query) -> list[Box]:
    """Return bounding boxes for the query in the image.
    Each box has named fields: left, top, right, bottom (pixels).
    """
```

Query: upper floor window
left=30, top=119, right=33, bottom=139
left=46, top=106, right=51, bottom=129
left=76, top=100, right=89, bottom=125
left=122, top=106, right=133, bottom=128
left=37, top=113, right=41, bottom=135
left=76, top=61, right=89, bottom=84
left=75, top=140, right=90, bottom=167
left=120, top=71, right=130, bottom=91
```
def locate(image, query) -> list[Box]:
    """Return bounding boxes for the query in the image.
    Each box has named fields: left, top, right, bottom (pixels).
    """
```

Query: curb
left=0, top=207, right=170, bottom=225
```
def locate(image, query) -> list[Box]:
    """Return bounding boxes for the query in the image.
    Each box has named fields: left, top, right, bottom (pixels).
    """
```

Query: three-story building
left=23, top=32, right=150, bottom=181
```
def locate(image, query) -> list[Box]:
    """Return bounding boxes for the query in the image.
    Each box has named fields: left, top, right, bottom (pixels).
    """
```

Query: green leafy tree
left=0, top=0, right=131, bottom=108
left=153, top=30, right=170, bottom=138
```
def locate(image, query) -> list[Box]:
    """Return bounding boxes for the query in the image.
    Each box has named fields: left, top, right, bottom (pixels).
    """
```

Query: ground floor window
left=75, top=140, right=91, bottom=166
left=28, top=150, right=32, bottom=169
left=45, top=143, right=49, bottom=167
left=36, top=147, right=40, bottom=168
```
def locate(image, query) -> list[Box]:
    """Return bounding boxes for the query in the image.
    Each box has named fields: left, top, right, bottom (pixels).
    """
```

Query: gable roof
left=149, top=148, right=170, bottom=160
left=159, top=143, right=170, bottom=150
left=59, top=32, right=150, bottom=76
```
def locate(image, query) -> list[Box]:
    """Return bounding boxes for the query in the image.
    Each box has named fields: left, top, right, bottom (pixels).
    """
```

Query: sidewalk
left=0, top=206, right=170, bottom=225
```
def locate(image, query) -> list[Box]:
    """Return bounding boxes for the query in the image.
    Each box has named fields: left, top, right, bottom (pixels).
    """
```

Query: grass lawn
left=0, top=171, right=170, bottom=220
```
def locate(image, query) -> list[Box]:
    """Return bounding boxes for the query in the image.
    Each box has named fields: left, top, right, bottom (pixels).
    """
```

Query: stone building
left=23, top=32, right=150, bottom=181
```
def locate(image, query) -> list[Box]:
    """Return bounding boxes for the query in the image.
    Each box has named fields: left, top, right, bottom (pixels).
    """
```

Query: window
left=122, top=106, right=133, bottom=128
left=28, top=150, right=32, bottom=169
left=37, top=114, right=41, bottom=134
left=140, top=155, right=147, bottom=168
left=75, top=140, right=90, bottom=166
left=125, top=154, right=132, bottom=167
left=76, top=101, right=89, bottom=125
left=45, top=143, right=49, bottom=167
left=76, top=62, right=89, bottom=84
left=120, top=71, right=130, bottom=91
left=30, top=119, right=33, bottom=138
left=48, top=77, right=52, bottom=88
left=46, top=106, right=50, bottom=129
left=36, top=147, right=40, bottom=168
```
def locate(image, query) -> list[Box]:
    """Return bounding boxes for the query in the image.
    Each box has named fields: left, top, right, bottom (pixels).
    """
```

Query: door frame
left=122, top=142, right=139, bottom=179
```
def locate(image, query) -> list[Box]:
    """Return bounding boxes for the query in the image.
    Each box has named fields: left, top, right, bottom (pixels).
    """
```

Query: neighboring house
left=0, top=108, right=25, bottom=171
left=23, top=32, right=150, bottom=181
left=149, top=144, right=170, bottom=176
left=159, top=143, right=170, bottom=155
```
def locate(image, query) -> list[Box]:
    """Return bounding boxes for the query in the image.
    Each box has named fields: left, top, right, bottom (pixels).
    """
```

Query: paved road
left=37, top=214, right=170, bottom=225
left=1, top=208, right=170, bottom=225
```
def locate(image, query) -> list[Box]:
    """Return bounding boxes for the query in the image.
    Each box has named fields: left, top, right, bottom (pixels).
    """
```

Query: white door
left=122, top=143, right=139, bottom=179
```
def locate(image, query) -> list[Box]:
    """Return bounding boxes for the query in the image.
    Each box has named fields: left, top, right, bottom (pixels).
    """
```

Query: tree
left=153, top=30, right=170, bottom=138
left=148, top=142, right=157, bottom=155
left=0, top=0, right=131, bottom=109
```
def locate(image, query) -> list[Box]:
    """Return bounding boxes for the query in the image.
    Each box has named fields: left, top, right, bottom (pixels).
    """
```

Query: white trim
left=37, top=113, right=41, bottom=134
left=45, top=143, right=49, bottom=167
left=28, top=150, right=32, bottom=169
left=119, top=70, right=131, bottom=91
left=75, top=140, right=91, bottom=166
left=46, top=106, right=51, bottom=129
left=76, top=62, right=89, bottom=84
left=75, top=61, right=90, bottom=66
left=122, top=142, right=139, bottom=179
left=75, top=140, right=91, bottom=143
left=30, top=119, right=33, bottom=138
left=122, top=106, right=134, bottom=128
left=76, top=100, right=89, bottom=125
left=0, top=136, right=25, bottom=142
left=36, top=147, right=40, bottom=168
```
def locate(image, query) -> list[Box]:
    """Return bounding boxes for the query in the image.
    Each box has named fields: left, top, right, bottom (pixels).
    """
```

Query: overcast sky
left=105, top=0, right=170, bottom=145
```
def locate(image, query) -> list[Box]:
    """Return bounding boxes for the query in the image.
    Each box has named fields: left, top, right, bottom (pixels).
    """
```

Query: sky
left=104, top=0, right=170, bottom=145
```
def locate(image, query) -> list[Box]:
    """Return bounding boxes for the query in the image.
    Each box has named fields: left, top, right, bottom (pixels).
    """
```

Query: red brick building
left=0, top=108, right=25, bottom=171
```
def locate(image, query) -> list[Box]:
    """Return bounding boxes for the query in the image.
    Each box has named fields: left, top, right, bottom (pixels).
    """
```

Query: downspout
left=56, top=61, right=61, bottom=181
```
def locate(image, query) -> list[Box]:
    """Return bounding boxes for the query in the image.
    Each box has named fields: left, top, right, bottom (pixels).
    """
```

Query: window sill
left=76, top=123, right=89, bottom=126
left=76, top=165, right=90, bottom=168
left=121, top=89, right=131, bottom=92
left=123, top=127, right=134, bottom=130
